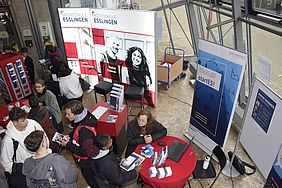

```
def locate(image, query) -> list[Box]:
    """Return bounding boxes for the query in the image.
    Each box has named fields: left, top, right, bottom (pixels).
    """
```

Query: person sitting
left=125, top=109, right=167, bottom=157
left=0, top=107, right=46, bottom=187
left=58, top=100, right=99, bottom=188
left=28, top=95, right=59, bottom=152
left=34, top=78, right=64, bottom=133
left=93, top=134, right=141, bottom=187
left=23, top=130, right=78, bottom=188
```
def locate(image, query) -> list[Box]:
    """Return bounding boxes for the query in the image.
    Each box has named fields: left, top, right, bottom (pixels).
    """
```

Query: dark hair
left=24, top=130, right=44, bottom=152
left=63, top=100, right=84, bottom=115
left=135, top=108, right=155, bottom=129
left=125, top=47, right=147, bottom=69
left=20, top=47, right=28, bottom=54
left=9, top=107, right=27, bottom=121
left=29, top=95, right=40, bottom=108
left=94, top=134, right=111, bottom=150
left=46, top=45, right=56, bottom=54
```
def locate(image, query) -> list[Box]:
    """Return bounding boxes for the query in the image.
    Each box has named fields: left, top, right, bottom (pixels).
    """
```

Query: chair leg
left=104, top=94, right=107, bottom=102
left=94, top=91, right=98, bottom=103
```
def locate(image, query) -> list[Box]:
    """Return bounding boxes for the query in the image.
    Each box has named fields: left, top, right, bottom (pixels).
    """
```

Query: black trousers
left=79, top=162, right=98, bottom=188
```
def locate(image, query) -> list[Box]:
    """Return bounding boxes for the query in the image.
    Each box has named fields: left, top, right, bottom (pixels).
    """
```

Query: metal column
left=47, top=0, right=67, bottom=61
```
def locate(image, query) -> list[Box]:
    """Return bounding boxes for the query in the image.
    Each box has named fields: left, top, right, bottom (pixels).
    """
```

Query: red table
left=0, top=99, right=29, bottom=127
left=135, top=136, right=197, bottom=188
left=91, top=102, right=128, bottom=157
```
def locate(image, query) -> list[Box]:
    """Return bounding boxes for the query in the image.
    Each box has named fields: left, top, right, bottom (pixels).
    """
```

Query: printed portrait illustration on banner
left=58, top=8, right=157, bottom=107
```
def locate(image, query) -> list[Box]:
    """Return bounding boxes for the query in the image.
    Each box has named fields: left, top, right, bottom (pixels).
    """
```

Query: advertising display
left=59, top=8, right=157, bottom=107
left=186, top=39, right=247, bottom=155
left=240, top=77, right=282, bottom=178
left=264, top=144, right=282, bottom=188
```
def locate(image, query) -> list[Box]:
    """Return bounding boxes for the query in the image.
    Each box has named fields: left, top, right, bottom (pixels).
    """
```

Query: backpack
left=6, top=139, right=28, bottom=188
left=30, top=107, right=58, bottom=149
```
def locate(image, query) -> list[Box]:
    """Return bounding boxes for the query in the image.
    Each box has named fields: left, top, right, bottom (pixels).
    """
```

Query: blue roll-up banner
left=186, top=39, right=247, bottom=155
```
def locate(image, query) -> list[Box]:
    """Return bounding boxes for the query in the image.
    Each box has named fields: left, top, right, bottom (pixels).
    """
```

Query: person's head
left=9, top=107, right=28, bottom=131
left=3, top=44, right=11, bottom=52
left=64, top=100, right=84, bottom=121
left=135, top=109, right=154, bottom=128
left=29, top=95, right=40, bottom=108
left=94, top=134, right=113, bottom=150
left=45, top=45, right=56, bottom=54
left=126, top=47, right=147, bottom=69
left=20, top=47, right=28, bottom=57
left=56, top=61, right=70, bottom=77
left=34, top=78, right=46, bottom=93
left=24, top=130, right=48, bottom=152
left=108, top=36, right=121, bottom=55
left=43, top=39, right=53, bottom=46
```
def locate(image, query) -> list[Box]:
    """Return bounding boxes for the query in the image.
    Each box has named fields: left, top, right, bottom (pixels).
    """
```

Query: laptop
left=168, top=136, right=194, bottom=162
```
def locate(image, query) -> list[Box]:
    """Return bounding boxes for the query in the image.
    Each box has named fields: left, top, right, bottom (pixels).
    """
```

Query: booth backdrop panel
left=59, top=8, right=157, bottom=107
left=240, top=77, right=282, bottom=178
left=187, top=39, right=247, bottom=155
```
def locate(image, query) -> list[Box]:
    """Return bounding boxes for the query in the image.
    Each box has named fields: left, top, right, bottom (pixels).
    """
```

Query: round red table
left=0, top=99, right=29, bottom=127
left=135, top=136, right=197, bottom=188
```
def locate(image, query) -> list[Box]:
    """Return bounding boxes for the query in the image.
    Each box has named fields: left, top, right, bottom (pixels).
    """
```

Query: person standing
left=58, top=100, right=99, bottom=188
left=125, top=109, right=167, bottom=157
left=34, top=78, right=64, bottom=133
left=20, top=47, right=35, bottom=85
left=23, top=130, right=78, bottom=188
left=0, top=107, right=46, bottom=187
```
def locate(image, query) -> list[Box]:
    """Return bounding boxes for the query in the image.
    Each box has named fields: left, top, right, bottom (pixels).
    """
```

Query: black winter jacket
left=125, top=119, right=167, bottom=157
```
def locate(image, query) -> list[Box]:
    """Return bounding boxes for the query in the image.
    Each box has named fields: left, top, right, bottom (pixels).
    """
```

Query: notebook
left=168, top=137, right=194, bottom=162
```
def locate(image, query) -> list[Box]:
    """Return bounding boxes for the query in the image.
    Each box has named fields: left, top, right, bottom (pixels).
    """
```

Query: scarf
left=74, top=108, right=88, bottom=123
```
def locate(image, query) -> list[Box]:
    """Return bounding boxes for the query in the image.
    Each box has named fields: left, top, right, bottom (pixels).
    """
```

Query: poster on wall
left=264, top=144, right=282, bottom=188
left=240, top=77, right=282, bottom=178
left=58, top=8, right=157, bottom=107
left=185, top=39, right=247, bottom=155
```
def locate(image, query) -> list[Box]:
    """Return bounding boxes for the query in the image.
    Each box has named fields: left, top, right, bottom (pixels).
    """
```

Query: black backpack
left=5, top=139, right=28, bottom=188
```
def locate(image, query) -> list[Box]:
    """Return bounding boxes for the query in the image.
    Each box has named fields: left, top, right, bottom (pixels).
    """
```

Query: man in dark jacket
left=20, top=47, right=35, bottom=85
left=28, top=95, right=59, bottom=152
left=93, top=134, right=141, bottom=188
left=59, top=100, right=99, bottom=188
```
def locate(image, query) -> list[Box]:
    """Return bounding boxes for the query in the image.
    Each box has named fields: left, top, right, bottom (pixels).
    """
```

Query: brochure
left=120, top=152, right=145, bottom=171
left=52, top=132, right=69, bottom=143
left=106, top=115, right=118, bottom=123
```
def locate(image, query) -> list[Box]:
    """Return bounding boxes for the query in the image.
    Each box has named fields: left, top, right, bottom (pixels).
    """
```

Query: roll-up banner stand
left=185, top=39, right=247, bottom=155
left=58, top=8, right=157, bottom=107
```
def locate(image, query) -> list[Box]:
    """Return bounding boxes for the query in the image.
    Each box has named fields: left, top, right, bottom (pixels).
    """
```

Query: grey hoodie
left=22, top=153, right=78, bottom=188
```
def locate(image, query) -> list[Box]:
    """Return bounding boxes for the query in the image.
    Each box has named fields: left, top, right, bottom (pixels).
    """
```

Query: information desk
left=0, top=99, right=29, bottom=127
left=91, top=102, right=128, bottom=157
left=135, top=136, right=197, bottom=188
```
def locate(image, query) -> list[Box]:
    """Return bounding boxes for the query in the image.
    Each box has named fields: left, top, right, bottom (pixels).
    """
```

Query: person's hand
left=144, top=135, right=152, bottom=144
left=135, top=164, right=142, bottom=173
left=58, top=136, right=69, bottom=147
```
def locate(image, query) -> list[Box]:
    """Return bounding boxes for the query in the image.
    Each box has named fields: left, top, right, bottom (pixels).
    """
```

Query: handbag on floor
left=6, top=139, right=27, bottom=188
left=79, top=77, right=91, bottom=92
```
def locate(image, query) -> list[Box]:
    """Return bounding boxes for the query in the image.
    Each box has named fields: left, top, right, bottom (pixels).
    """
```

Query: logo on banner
left=92, top=11, right=118, bottom=25
left=60, top=11, right=89, bottom=23
left=197, top=65, right=221, bottom=91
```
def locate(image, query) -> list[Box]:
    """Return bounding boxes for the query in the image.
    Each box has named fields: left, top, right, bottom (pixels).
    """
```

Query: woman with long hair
left=125, top=109, right=167, bottom=157
left=125, top=46, right=152, bottom=88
